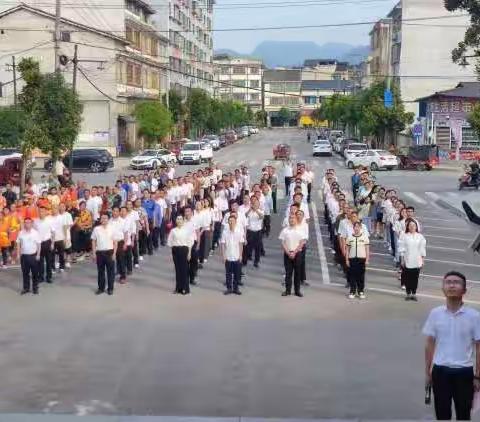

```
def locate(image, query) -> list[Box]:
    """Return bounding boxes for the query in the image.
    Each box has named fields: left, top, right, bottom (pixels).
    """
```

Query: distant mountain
left=214, top=48, right=244, bottom=57
left=214, top=41, right=370, bottom=67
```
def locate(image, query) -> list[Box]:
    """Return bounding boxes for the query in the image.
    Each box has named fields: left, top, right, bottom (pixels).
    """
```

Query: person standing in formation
left=34, top=207, right=55, bottom=284
left=220, top=214, right=244, bottom=295
left=345, top=221, right=370, bottom=299
left=16, top=217, right=41, bottom=295
left=91, top=213, right=117, bottom=296
left=244, top=197, right=264, bottom=269
left=279, top=214, right=307, bottom=297
left=167, top=215, right=194, bottom=295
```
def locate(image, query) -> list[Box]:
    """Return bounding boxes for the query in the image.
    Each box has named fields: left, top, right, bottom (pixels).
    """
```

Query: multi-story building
left=213, top=55, right=263, bottom=110
left=368, top=0, right=476, bottom=116
left=264, top=69, right=301, bottom=126
left=152, top=0, right=215, bottom=96
left=302, top=59, right=350, bottom=81
left=0, top=0, right=170, bottom=153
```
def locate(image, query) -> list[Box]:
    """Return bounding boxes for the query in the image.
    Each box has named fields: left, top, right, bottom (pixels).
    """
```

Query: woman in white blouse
left=167, top=216, right=194, bottom=295
left=398, top=219, right=426, bottom=301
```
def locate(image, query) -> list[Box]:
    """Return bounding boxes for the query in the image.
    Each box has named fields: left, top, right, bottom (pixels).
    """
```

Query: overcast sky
left=212, top=0, right=399, bottom=53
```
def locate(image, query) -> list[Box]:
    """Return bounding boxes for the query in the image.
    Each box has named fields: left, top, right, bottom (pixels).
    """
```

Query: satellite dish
left=59, top=55, right=69, bottom=66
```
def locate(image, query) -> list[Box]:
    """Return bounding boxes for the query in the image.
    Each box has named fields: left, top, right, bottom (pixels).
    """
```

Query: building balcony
left=117, top=83, right=160, bottom=99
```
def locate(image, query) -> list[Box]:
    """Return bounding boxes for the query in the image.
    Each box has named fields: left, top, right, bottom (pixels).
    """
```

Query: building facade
left=213, top=56, right=263, bottom=110
left=263, top=69, right=301, bottom=127
left=368, top=18, right=392, bottom=85
left=368, top=0, right=477, bottom=116
left=302, top=59, right=350, bottom=81
left=152, top=0, right=214, bottom=96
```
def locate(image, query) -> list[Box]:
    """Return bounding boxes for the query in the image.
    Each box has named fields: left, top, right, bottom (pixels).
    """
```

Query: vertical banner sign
left=384, top=89, right=393, bottom=109
left=451, top=119, right=463, bottom=161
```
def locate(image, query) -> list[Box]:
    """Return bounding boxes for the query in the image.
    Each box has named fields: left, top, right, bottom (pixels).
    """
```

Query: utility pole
left=6, top=56, right=17, bottom=107
left=54, top=0, right=61, bottom=72
left=72, top=44, right=78, bottom=93
left=261, top=79, right=266, bottom=127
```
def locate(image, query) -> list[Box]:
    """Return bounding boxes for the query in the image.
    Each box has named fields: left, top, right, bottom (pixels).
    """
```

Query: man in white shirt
left=91, top=213, right=117, bottom=295
left=58, top=203, right=73, bottom=269
left=51, top=206, right=68, bottom=272
left=221, top=214, right=244, bottom=295
left=423, top=271, right=480, bottom=421
left=184, top=206, right=199, bottom=286
left=86, top=187, right=102, bottom=223
left=16, top=217, right=41, bottom=295
left=34, top=207, right=55, bottom=284
left=283, top=159, right=294, bottom=197
left=155, top=189, right=169, bottom=246
left=243, top=197, right=264, bottom=268
left=110, top=207, right=129, bottom=284
left=279, top=214, right=307, bottom=297
left=120, top=206, right=135, bottom=275
left=296, top=209, right=309, bottom=286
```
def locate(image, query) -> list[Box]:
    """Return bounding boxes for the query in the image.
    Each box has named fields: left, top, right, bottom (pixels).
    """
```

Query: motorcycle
left=458, top=173, right=480, bottom=190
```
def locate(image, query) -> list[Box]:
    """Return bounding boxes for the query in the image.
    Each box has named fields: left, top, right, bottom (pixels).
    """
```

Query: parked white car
left=343, top=143, right=369, bottom=163
left=179, top=142, right=213, bottom=165
left=202, top=135, right=220, bottom=150
left=333, top=138, right=344, bottom=153
left=312, top=140, right=333, bottom=156
left=130, top=149, right=177, bottom=170
left=249, top=126, right=259, bottom=134
left=346, top=149, right=398, bottom=170
left=241, top=126, right=250, bottom=137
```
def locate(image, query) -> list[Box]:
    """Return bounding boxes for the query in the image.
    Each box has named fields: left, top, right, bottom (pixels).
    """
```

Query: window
left=150, top=38, right=158, bottom=56
left=117, top=61, right=126, bottom=84
left=233, top=80, right=246, bottom=87
left=60, top=31, right=71, bottom=42
left=303, top=96, right=317, bottom=105
left=250, top=93, right=260, bottom=101
left=126, top=63, right=134, bottom=85
left=269, top=82, right=284, bottom=93
left=126, top=25, right=134, bottom=43
left=233, top=93, right=245, bottom=101
left=284, top=82, right=300, bottom=92
left=220, top=66, right=230, bottom=75
left=249, top=67, right=259, bottom=74
left=233, top=66, right=246, bottom=74
left=249, top=80, right=259, bottom=88
left=285, top=96, right=299, bottom=105
left=270, top=97, right=284, bottom=106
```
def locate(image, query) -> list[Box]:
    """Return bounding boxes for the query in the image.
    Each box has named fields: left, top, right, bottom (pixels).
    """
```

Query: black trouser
left=76, top=229, right=91, bottom=253
left=307, top=182, right=312, bottom=203
left=146, top=222, right=154, bottom=255
left=244, top=230, right=262, bottom=265
left=402, top=267, right=420, bottom=295
left=132, top=236, right=139, bottom=265
left=284, top=252, right=302, bottom=294
left=172, top=246, right=189, bottom=294
left=263, top=215, right=271, bottom=238
left=152, top=225, right=160, bottom=250
left=225, top=260, right=241, bottom=291
left=159, top=219, right=167, bottom=246
left=432, top=365, right=474, bottom=421
left=125, top=245, right=133, bottom=274
left=189, top=241, right=198, bottom=284
left=272, top=190, right=277, bottom=213
left=1, top=247, right=8, bottom=265
left=54, top=240, right=65, bottom=270
left=21, top=253, right=38, bottom=292
left=96, top=250, right=115, bottom=292
left=116, top=240, right=126, bottom=279
left=348, top=257, right=366, bottom=294
left=39, top=239, right=53, bottom=283
left=285, top=177, right=292, bottom=197
left=199, top=231, right=211, bottom=263
left=139, top=229, right=148, bottom=256
left=212, top=222, right=222, bottom=249
left=389, top=223, right=396, bottom=256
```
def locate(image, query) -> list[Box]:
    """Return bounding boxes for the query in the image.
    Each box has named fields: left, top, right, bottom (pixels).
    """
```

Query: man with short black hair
left=423, top=271, right=480, bottom=420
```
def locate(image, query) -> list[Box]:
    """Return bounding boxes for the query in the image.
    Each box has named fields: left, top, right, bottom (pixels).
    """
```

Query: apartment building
left=264, top=69, right=301, bottom=126
left=152, top=0, right=214, bottom=96
left=302, top=59, right=350, bottom=81
left=213, top=56, right=263, bottom=110
left=368, top=0, right=476, bottom=116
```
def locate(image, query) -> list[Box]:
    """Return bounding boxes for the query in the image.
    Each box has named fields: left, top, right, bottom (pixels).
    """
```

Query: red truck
left=273, top=144, right=291, bottom=160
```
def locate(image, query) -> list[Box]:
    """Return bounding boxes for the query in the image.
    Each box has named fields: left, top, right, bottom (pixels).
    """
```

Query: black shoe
left=411, top=295, right=418, bottom=302
left=241, top=271, right=245, bottom=276
left=405, top=295, right=411, bottom=301
left=190, top=281, right=197, bottom=286
left=46, top=279, right=53, bottom=284
left=32, top=290, right=39, bottom=295
left=260, top=251, right=265, bottom=257
left=233, top=290, right=242, bottom=295
left=254, top=262, right=259, bottom=268
left=95, top=289, right=105, bottom=295
left=107, top=290, right=113, bottom=295
left=198, top=263, right=203, bottom=269
left=238, top=281, right=244, bottom=286
left=20, top=289, right=30, bottom=295
left=224, top=290, right=232, bottom=295
left=302, top=281, right=310, bottom=286
left=295, top=292, right=304, bottom=298
left=282, top=291, right=291, bottom=296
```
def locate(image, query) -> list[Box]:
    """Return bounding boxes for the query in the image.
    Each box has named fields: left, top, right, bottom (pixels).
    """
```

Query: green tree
left=168, top=90, right=185, bottom=124
left=187, top=88, right=211, bottom=137
left=30, top=72, right=83, bottom=162
left=444, top=1, right=480, bottom=66
left=278, top=107, right=291, bottom=126
left=135, top=101, right=173, bottom=147
left=254, top=110, right=267, bottom=127
left=468, top=103, right=480, bottom=137
left=0, top=107, right=27, bottom=147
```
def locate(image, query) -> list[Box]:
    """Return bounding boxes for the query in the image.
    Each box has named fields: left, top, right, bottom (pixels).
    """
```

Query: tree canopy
left=135, top=101, right=173, bottom=146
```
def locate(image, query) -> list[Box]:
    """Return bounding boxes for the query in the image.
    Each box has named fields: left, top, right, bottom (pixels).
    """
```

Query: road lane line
left=428, top=245, right=466, bottom=252
left=312, top=191, right=330, bottom=285
left=423, top=234, right=471, bottom=241
left=403, top=192, right=428, bottom=205
left=422, top=225, right=471, bottom=232
left=420, top=217, right=461, bottom=222
left=370, top=252, right=480, bottom=268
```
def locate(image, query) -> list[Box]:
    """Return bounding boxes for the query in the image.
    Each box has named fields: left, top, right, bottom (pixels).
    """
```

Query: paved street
left=1, top=129, right=480, bottom=420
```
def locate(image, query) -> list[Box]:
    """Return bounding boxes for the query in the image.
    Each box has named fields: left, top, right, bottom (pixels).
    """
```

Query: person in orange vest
left=36, top=191, right=52, bottom=212
left=0, top=209, right=11, bottom=267
left=6, top=204, right=21, bottom=264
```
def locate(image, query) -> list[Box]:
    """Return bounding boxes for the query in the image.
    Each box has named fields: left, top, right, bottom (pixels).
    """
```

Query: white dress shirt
left=184, top=218, right=199, bottom=243
left=86, top=196, right=102, bottom=221
left=167, top=226, right=194, bottom=248
left=17, top=229, right=41, bottom=255
left=220, top=228, right=245, bottom=261
left=91, top=225, right=115, bottom=251
left=296, top=220, right=309, bottom=241
left=423, top=305, right=480, bottom=367
left=109, top=217, right=128, bottom=242
left=34, top=216, right=55, bottom=242
left=279, top=225, right=306, bottom=251
left=246, top=209, right=264, bottom=231
left=398, top=232, right=426, bottom=268
left=51, top=213, right=70, bottom=242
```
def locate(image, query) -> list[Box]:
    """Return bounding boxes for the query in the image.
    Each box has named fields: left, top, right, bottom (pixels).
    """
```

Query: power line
left=77, top=65, right=126, bottom=104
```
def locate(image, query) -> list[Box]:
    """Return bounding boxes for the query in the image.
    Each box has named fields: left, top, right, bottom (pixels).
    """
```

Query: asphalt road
left=2, top=128, right=480, bottom=420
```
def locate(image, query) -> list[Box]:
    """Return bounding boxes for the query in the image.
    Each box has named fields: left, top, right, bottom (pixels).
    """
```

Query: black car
left=44, top=149, right=114, bottom=173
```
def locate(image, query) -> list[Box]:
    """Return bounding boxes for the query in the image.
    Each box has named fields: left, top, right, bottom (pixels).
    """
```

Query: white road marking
left=312, top=191, right=330, bottom=285
left=420, top=217, right=460, bottom=222
left=425, top=191, right=440, bottom=201
left=403, top=192, right=428, bottom=205
left=422, top=225, right=471, bottom=232
left=370, top=252, right=480, bottom=268
left=428, top=245, right=466, bottom=252
left=423, top=234, right=470, bottom=242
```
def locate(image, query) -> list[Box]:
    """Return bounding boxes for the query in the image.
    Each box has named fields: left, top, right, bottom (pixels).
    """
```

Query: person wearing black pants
left=183, top=206, right=198, bottom=286
left=16, top=217, right=41, bottom=295
left=423, top=271, right=480, bottom=421
left=221, top=215, right=244, bottom=295
left=91, top=213, right=117, bottom=295
left=279, top=214, right=307, bottom=297
left=167, top=216, right=193, bottom=295
left=34, top=207, right=55, bottom=284
left=345, top=222, right=370, bottom=299
left=283, top=160, right=293, bottom=198
left=399, top=219, right=426, bottom=301
left=244, top=198, right=264, bottom=268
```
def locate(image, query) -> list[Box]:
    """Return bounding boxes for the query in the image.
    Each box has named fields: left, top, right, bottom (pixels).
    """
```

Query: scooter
left=458, top=173, right=480, bottom=190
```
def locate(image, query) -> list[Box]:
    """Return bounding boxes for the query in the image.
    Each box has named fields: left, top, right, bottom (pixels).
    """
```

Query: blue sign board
left=413, top=124, right=423, bottom=136
left=384, top=89, right=393, bottom=109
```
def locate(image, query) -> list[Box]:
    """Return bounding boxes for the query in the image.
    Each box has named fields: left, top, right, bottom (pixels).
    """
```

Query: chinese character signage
left=427, top=98, right=476, bottom=114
